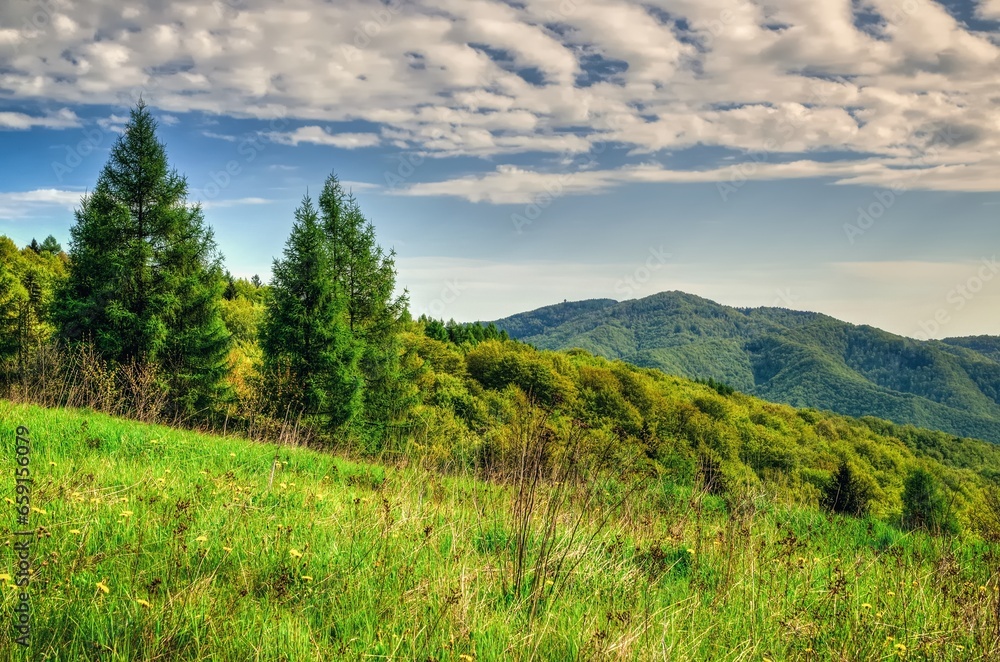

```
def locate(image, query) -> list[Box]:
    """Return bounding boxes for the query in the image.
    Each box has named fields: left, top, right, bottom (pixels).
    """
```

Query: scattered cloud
left=267, top=127, right=381, bottom=149
left=0, top=109, right=79, bottom=130
left=196, top=197, right=277, bottom=209
left=0, top=0, right=999, bottom=189
left=0, top=188, right=83, bottom=219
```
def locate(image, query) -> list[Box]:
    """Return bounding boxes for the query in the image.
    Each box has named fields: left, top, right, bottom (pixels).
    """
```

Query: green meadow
left=2, top=400, right=997, bottom=661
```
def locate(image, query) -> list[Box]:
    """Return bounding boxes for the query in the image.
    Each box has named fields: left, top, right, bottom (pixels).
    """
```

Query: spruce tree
left=260, top=196, right=361, bottom=429
left=318, top=172, right=413, bottom=442
left=40, top=235, right=61, bottom=255
left=57, top=100, right=230, bottom=416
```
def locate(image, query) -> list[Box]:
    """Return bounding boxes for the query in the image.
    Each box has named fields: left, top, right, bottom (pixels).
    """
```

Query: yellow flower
left=120, top=511, right=134, bottom=518
left=164, top=469, right=171, bottom=474
left=279, top=483, right=288, bottom=489
left=0, top=574, right=12, bottom=582
left=31, top=507, right=46, bottom=515
left=955, top=645, right=965, bottom=652
left=96, top=580, right=110, bottom=594
left=229, top=452, right=236, bottom=457
left=895, top=642, right=907, bottom=656
left=289, top=549, right=303, bottom=559
left=459, top=656, right=475, bottom=662
left=223, top=546, right=233, bottom=552
left=686, top=548, right=695, bottom=555
left=136, top=598, right=152, bottom=608
left=886, top=591, right=895, bottom=597
left=301, top=575, right=313, bottom=582
left=69, top=529, right=82, bottom=535
left=3, top=498, right=11, bottom=504
left=861, top=603, right=872, bottom=610
left=195, top=535, right=208, bottom=543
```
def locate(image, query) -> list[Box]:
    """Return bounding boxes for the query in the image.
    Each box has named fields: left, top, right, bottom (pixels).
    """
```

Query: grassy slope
left=2, top=401, right=998, bottom=661
left=494, top=292, right=1000, bottom=444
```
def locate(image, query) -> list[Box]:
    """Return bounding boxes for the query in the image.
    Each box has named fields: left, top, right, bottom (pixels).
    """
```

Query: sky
left=0, top=0, right=998, bottom=340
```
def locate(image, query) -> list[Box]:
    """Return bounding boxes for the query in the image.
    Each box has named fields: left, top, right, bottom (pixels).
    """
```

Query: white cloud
left=0, top=109, right=79, bottom=130
left=0, top=188, right=83, bottom=219
left=0, top=0, right=998, bottom=188
left=196, top=197, right=276, bottom=209
left=982, top=0, right=1000, bottom=19
left=267, top=126, right=381, bottom=149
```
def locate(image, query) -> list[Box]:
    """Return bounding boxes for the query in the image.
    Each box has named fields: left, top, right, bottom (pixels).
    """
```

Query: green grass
left=1, top=400, right=998, bottom=660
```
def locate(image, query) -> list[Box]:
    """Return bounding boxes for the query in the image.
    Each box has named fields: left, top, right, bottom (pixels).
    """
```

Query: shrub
left=901, top=468, right=958, bottom=535
left=822, top=461, right=871, bottom=517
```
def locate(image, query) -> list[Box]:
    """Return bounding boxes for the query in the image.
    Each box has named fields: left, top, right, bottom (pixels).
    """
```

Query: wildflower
left=96, top=580, right=110, bottom=594
left=289, top=549, right=303, bottom=559
left=164, top=469, right=171, bottom=474
left=955, top=645, right=965, bottom=652
left=136, top=599, right=152, bottom=608
left=686, top=548, right=695, bottom=555
left=279, top=483, right=287, bottom=489
left=895, top=642, right=907, bottom=656
left=459, top=656, right=475, bottom=662
left=862, top=603, right=872, bottom=610
left=49, top=461, right=56, bottom=466
left=30, top=507, right=46, bottom=515
left=69, top=529, right=82, bottom=535
left=980, top=586, right=988, bottom=593
left=301, top=575, right=313, bottom=582
left=886, top=591, right=895, bottom=597
left=195, top=535, right=208, bottom=543
left=229, top=453, right=236, bottom=458
left=120, top=511, right=133, bottom=518
left=223, top=546, right=233, bottom=552
left=0, top=574, right=11, bottom=582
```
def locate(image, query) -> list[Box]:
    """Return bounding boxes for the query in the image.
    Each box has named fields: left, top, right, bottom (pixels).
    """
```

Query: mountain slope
left=493, top=291, right=1000, bottom=443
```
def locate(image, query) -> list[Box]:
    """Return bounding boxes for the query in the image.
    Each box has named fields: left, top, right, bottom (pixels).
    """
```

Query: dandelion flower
left=955, top=645, right=965, bottom=652
left=459, top=656, right=475, bottom=662
left=136, top=598, right=152, bottom=608
left=0, top=574, right=11, bottom=582
left=120, top=511, right=134, bottom=518
left=289, top=549, right=303, bottom=559
left=31, top=507, right=46, bottom=515
left=886, top=591, right=895, bottom=597
left=223, top=546, right=233, bottom=552
left=862, top=603, right=872, bottom=610
left=69, top=529, right=82, bottom=535
left=686, top=548, right=695, bottom=555
left=49, top=461, right=56, bottom=466
left=279, top=482, right=287, bottom=489
left=301, top=575, right=313, bottom=582
left=895, top=642, right=907, bottom=656
left=164, top=469, right=171, bottom=474
left=96, top=580, right=110, bottom=594
left=229, top=452, right=236, bottom=458
left=196, top=535, right=208, bottom=543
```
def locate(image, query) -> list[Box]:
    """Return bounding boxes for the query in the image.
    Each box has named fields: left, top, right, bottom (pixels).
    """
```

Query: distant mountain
left=493, top=291, right=1000, bottom=444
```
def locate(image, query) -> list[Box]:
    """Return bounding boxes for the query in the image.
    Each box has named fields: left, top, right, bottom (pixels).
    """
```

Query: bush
left=901, top=468, right=958, bottom=535
left=822, top=461, right=871, bottom=517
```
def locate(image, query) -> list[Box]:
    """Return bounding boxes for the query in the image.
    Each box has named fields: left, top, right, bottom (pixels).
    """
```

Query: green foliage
left=55, top=101, right=230, bottom=418
left=902, top=468, right=959, bottom=535
left=40, top=235, right=62, bottom=254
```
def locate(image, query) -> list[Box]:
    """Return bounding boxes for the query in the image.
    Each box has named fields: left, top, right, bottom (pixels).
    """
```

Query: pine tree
left=260, top=196, right=361, bottom=429
left=318, top=173, right=413, bottom=442
left=902, top=468, right=958, bottom=535
left=39, top=235, right=61, bottom=254
left=57, top=100, right=230, bottom=416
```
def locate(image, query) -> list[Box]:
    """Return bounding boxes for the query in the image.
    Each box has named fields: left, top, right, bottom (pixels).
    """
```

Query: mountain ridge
left=492, top=291, right=1000, bottom=444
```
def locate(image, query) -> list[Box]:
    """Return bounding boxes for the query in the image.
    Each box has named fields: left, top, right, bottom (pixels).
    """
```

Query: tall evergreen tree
left=39, top=235, right=62, bottom=255
left=56, top=100, right=230, bottom=416
left=260, top=196, right=361, bottom=429
left=318, top=173, right=413, bottom=442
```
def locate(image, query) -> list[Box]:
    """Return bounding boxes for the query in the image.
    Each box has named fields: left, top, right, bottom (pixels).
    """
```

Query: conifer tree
left=260, top=196, right=361, bottom=429
left=40, top=235, right=61, bottom=255
left=317, top=173, right=413, bottom=442
left=57, top=100, right=230, bottom=416
left=0, top=250, right=25, bottom=372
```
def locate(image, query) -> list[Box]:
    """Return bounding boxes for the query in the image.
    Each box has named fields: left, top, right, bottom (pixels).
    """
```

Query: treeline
left=2, top=103, right=1000, bottom=539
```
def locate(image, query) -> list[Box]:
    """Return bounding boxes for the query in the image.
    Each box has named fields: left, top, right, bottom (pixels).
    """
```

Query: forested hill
left=492, top=291, right=1000, bottom=444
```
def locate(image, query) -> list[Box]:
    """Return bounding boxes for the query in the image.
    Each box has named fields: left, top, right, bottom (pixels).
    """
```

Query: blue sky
left=1, top=0, right=999, bottom=338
